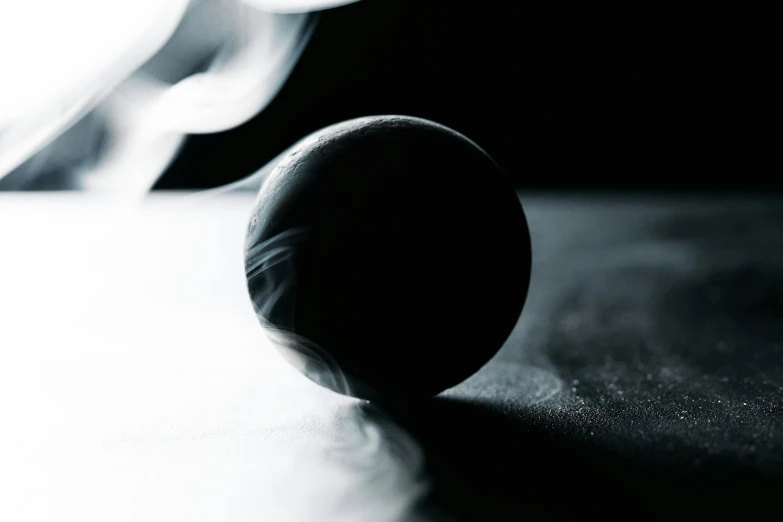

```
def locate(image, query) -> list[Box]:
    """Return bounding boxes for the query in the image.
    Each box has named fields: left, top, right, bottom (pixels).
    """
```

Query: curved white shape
left=151, top=9, right=314, bottom=134
left=0, top=0, right=355, bottom=196
left=0, top=0, right=191, bottom=181
left=240, top=0, right=360, bottom=13
left=81, top=7, right=315, bottom=201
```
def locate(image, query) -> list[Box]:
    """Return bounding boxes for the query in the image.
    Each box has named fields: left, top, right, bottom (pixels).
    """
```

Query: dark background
left=155, top=2, right=775, bottom=191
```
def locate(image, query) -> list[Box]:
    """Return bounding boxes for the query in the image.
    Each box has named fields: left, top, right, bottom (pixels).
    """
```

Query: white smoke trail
left=0, top=0, right=333, bottom=199
left=80, top=2, right=316, bottom=199
left=241, top=0, right=361, bottom=13
left=0, top=0, right=190, bottom=184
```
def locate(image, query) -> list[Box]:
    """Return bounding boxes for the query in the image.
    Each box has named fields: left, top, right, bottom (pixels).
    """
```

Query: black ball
left=245, top=115, right=531, bottom=401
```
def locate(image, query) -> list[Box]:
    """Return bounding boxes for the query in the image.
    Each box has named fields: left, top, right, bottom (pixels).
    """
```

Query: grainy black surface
left=367, top=196, right=783, bottom=520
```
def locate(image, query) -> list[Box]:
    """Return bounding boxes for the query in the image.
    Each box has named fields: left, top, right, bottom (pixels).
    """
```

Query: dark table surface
left=1, top=193, right=781, bottom=521
left=404, top=195, right=783, bottom=520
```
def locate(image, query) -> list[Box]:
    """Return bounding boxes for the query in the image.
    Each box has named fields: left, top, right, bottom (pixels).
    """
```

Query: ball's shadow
left=362, top=395, right=777, bottom=521
left=360, top=397, right=654, bottom=521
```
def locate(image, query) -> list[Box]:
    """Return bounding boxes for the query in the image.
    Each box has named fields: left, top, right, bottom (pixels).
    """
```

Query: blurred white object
left=78, top=1, right=315, bottom=199
left=0, top=0, right=353, bottom=197
left=241, top=0, right=360, bottom=13
left=0, top=0, right=190, bottom=184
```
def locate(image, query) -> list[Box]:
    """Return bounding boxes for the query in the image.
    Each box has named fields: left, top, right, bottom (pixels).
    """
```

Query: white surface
left=0, top=193, right=424, bottom=521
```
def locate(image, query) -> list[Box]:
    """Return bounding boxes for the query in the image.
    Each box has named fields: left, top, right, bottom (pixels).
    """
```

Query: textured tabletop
left=424, top=195, right=783, bottom=520
left=1, top=193, right=781, bottom=521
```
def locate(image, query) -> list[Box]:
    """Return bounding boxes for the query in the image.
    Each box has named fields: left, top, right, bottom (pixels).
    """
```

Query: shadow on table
left=361, top=397, right=779, bottom=521
left=355, top=204, right=783, bottom=521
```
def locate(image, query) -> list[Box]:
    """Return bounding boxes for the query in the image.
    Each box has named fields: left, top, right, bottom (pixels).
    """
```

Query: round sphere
left=245, top=115, right=531, bottom=401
